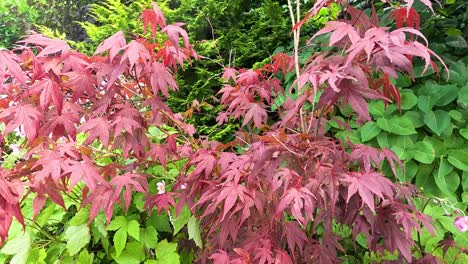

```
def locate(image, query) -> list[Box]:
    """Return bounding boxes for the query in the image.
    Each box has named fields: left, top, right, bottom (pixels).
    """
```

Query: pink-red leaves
left=94, top=31, right=126, bottom=62
left=79, top=117, right=112, bottom=146
left=141, top=2, right=166, bottom=39
left=30, top=78, right=64, bottom=114
left=344, top=172, right=394, bottom=212
left=242, top=103, right=267, bottom=129
left=110, top=172, right=148, bottom=211
left=21, top=34, right=70, bottom=57
left=162, top=23, right=191, bottom=50
left=147, top=62, right=178, bottom=97
left=276, top=187, right=315, bottom=227
left=391, top=8, right=421, bottom=29
left=0, top=104, right=43, bottom=141
left=311, top=21, right=360, bottom=46
left=0, top=50, right=26, bottom=85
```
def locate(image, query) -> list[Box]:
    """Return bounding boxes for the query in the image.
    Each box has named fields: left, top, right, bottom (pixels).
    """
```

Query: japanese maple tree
left=0, top=0, right=447, bottom=263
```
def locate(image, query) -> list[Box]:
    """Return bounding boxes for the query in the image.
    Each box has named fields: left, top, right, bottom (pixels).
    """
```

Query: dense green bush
left=0, top=0, right=38, bottom=48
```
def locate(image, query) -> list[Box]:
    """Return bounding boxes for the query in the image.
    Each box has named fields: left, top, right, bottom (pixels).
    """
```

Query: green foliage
left=0, top=0, right=38, bottom=48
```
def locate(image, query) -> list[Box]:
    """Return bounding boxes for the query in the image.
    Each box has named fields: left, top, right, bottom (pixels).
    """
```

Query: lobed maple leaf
left=0, top=50, right=26, bottom=85
left=110, top=172, right=148, bottom=211
left=343, top=172, right=394, bottom=212
left=391, top=7, right=420, bottom=29
left=0, top=171, right=24, bottom=245
left=94, top=31, right=126, bottom=62
left=242, top=103, right=268, bottom=129
left=0, top=104, right=43, bottom=141
left=121, top=40, right=152, bottom=69
left=162, top=23, right=191, bottom=50
left=30, top=77, right=64, bottom=114
left=21, top=34, right=70, bottom=57
left=147, top=62, right=178, bottom=97
left=79, top=117, right=112, bottom=146
left=63, top=157, right=105, bottom=191
left=141, top=2, right=166, bottom=39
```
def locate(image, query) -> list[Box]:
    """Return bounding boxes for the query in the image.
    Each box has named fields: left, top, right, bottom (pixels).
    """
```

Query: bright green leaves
left=112, top=242, right=145, bottom=264
left=107, top=216, right=141, bottom=257
left=448, top=149, right=468, bottom=171
left=170, top=205, right=191, bottom=235
left=1, top=232, right=31, bottom=264
left=64, top=224, right=91, bottom=256
left=377, top=117, right=417, bottom=136
left=187, top=217, right=203, bottom=249
left=155, top=240, right=179, bottom=264
left=360, top=122, right=381, bottom=142
left=400, top=90, right=418, bottom=110
left=412, top=141, right=435, bottom=164
left=423, top=110, right=451, bottom=136
left=140, top=226, right=158, bottom=249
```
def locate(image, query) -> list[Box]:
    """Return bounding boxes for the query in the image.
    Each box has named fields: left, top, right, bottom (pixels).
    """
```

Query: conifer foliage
left=0, top=1, right=446, bottom=263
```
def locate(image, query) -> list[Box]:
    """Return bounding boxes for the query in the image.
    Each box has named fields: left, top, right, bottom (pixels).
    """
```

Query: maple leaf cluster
left=0, top=1, right=446, bottom=263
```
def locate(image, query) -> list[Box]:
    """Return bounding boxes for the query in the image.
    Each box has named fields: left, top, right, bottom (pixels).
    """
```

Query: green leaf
left=1, top=232, right=31, bottom=264
left=458, top=84, right=468, bottom=105
left=434, top=158, right=455, bottom=197
left=113, top=228, right=127, bottom=257
left=112, top=242, right=145, bottom=264
left=77, top=249, right=94, bottom=264
left=187, top=216, right=203, bottom=249
left=389, top=117, right=417, bottom=136
left=69, top=208, right=90, bottom=226
left=448, top=149, right=468, bottom=171
left=446, top=35, right=468, bottom=48
left=63, top=224, right=90, bottom=256
left=462, top=171, right=468, bottom=192
left=417, top=95, right=437, bottom=113
left=107, top=216, right=127, bottom=231
left=155, top=240, right=179, bottom=264
left=434, top=84, right=459, bottom=106
left=449, top=110, right=463, bottom=122
left=396, top=160, right=418, bottom=182
left=360, top=122, right=381, bottom=142
left=141, top=226, right=158, bottom=249
left=403, top=111, right=424, bottom=128
left=460, top=128, right=468, bottom=140
left=400, top=90, right=418, bottom=110
left=412, top=141, right=435, bottom=164
left=170, top=205, right=191, bottom=235
left=369, top=101, right=385, bottom=117
left=376, top=118, right=392, bottom=132
left=126, top=220, right=140, bottom=241
left=424, top=110, right=451, bottom=136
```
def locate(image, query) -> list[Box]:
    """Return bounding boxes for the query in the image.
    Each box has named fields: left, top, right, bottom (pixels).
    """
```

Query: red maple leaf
left=242, top=103, right=268, bottom=129
left=63, top=157, right=105, bottom=191
left=162, top=23, right=191, bottom=50
left=121, top=40, right=152, bottom=69
left=343, top=172, right=394, bottom=212
left=0, top=104, right=43, bottom=141
left=110, top=172, right=148, bottom=211
left=147, top=62, right=178, bottom=97
left=390, top=8, right=420, bottom=29
left=94, top=31, right=126, bottom=62
left=79, top=117, right=112, bottom=146
left=21, top=34, right=70, bottom=57
left=0, top=50, right=26, bottom=85
left=63, top=71, right=97, bottom=101
left=141, top=2, right=166, bottom=39
left=30, top=77, right=64, bottom=114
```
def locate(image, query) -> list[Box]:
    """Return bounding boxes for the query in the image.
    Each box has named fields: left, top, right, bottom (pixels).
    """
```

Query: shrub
left=0, top=1, right=455, bottom=263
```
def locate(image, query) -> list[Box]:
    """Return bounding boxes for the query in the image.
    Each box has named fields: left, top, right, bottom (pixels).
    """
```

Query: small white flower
left=9, top=144, right=20, bottom=156
left=180, top=183, right=187, bottom=190
left=14, top=126, right=26, bottom=138
left=157, top=180, right=166, bottom=195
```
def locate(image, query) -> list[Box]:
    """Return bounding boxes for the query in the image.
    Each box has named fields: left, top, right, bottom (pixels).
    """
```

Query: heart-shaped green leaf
left=424, top=110, right=451, bottom=136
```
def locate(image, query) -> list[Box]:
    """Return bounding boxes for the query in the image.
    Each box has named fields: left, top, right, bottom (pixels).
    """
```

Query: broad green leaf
left=462, top=171, right=468, bottom=192
left=389, top=117, right=417, bottom=135
left=170, top=205, right=191, bottom=235
left=112, top=242, right=145, bottom=264
left=63, top=224, right=90, bottom=256
left=403, top=111, right=424, bottom=128
left=433, top=84, right=459, bottom=106
left=187, top=216, right=203, bottom=249
left=69, top=208, right=90, bottom=226
left=448, top=149, right=468, bottom=171
left=1, top=232, right=31, bottom=264
left=155, top=240, right=179, bottom=264
left=376, top=118, right=392, bottom=132
left=113, top=228, right=127, bottom=257
left=376, top=133, right=390, bottom=148
left=360, top=122, right=381, bottom=142
left=77, top=249, right=94, bottom=264
left=412, top=141, right=435, bottom=164
left=423, top=110, right=451, bottom=136
left=107, top=216, right=127, bottom=231
left=26, top=248, right=46, bottom=264
left=434, top=158, right=455, bottom=197
left=396, top=160, right=418, bottom=182
left=400, top=90, right=418, bottom=110
left=368, top=101, right=385, bottom=117
left=458, top=84, right=468, bottom=105
left=423, top=137, right=447, bottom=157
left=449, top=110, right=463, bottom=122
left=390, top=135, right=414, bottom=160
left=126, top=220, right=140, bottom=241
left=415, top=164, right=441, bottom=195
left=417, top=95, right=436, bottom=113
left=460, top=128, right=468, bottom=140
left=446, top=35, right=468, bottom=48
left=141, top=226, right=158, bottom=249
